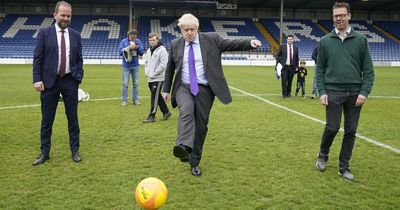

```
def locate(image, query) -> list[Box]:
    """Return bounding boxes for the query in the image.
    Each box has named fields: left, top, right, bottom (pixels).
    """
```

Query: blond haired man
left=162, top=13, right=262, bottom=176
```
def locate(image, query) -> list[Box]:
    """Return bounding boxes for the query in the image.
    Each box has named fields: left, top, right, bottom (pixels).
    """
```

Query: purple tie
left=59, top=29, right=66, bottom=78
left=188, top=42, right=199, bottom=96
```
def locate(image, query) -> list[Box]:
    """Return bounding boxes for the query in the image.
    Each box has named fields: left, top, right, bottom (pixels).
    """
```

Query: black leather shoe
left=173, top=145, right=189, bottom=160
left=162, top=112, right=171, bottom=121
left=143, top=115, right=155, bottom=123
left=72, top=151, right=82, bottom=162
left=191, top=166, right=202, bottom=176
left=180, top=156, right=189, bottom=162
left=33, top=154, right=50, bottom=166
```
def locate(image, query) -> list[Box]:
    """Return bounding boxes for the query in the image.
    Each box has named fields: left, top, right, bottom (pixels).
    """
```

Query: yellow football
left=135, top=177, right=168, bottom=210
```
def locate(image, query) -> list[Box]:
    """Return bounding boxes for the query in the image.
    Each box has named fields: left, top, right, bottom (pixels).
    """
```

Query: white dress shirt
left=335, top=26, right=351, bottom=41
left=55, top=24, right=70, bottom=75
left=181, top=34, right=208, bottom=85
left=285, top=43, right=293, bottom=65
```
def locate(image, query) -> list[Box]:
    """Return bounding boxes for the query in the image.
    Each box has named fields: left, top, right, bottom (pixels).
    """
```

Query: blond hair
left=177, top=13, right=199, bottom=29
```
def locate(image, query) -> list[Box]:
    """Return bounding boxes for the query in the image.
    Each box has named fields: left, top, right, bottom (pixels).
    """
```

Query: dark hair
left=287, top=34, right=294, bottom=38
left=332, top=2, right=350, bottom=14
left=54, top=1, right=71, bottom=13
left=127, top=29, right=138, bottom=36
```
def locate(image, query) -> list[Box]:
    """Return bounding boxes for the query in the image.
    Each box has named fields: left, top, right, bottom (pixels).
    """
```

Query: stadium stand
left=137, top=16, right=180, bottom=51
left=319, top=19, right=400, bottom=61
left=199, top=17, right=269, bottom=52
left=373, top=20, right=400, bottom=39
left=0, top=14, right=127, bottom=59
left=138, top=16, right=269, bottom=60
left=260, top=19, right=326, bottom=60
left=0, top=13, right=398, bottom=62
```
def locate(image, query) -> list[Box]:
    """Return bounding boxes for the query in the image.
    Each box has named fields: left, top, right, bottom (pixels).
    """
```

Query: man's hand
left=355, top=94, right=367, bottom=107
left=162, top=92, right=170, bottom=102
left=320, top=94, right=328, bottom=106
left=251, top=39, right=262, bottom=48
left=33, top=81, right=44, bottom=92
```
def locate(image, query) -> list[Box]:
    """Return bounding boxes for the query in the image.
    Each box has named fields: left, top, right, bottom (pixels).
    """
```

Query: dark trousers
left=175, top=84, right=215, bottom=167
left=281, top=65, right=295, bottom=96
left=147, top=81, right=169, bottom=117
left=319, top=90, right=362, bottom=169
left=296, top=81, right=306, bottom=96
left=40, top=74, right=80, bottom=155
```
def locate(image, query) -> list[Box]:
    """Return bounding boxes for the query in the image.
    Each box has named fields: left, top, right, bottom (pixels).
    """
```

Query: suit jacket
left=163, top=32, right=253, bottom=108
left=33, top=25, right=84, bottom=88
left=275, top=43, right=299, bottom=69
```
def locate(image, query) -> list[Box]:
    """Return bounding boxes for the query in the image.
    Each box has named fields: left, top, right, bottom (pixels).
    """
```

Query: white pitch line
left=229, top=86, right=400, bottom=154
left=1, top=90, right=399, bottom=153
left=0, top=104, right=41, bottom=110
left=0, top=93, right=398, bottom=110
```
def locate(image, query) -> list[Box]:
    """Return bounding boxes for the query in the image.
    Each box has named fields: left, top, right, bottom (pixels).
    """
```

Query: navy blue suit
left=276, top=44, right=299, bottom=97
left=33, top=24, right=83, bottom=155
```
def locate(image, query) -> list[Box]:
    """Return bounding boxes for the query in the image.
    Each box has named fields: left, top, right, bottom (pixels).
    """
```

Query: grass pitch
left=0, top=64, right=399, bottom=209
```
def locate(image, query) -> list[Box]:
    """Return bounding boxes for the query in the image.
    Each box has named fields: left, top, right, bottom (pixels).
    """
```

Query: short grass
left=0, top=64, right=399, bottom=209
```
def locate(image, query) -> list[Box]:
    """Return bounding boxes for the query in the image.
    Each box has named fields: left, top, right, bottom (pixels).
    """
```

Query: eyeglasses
left=333, top=13, right=348, bottom=19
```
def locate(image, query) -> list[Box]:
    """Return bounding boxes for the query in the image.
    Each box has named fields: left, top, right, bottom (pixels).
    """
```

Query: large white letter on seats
left=211, top=20, right=253, bottom=39
left=3, top=17, right=54, bottom=38
left=81, top=19, right=120, bottom=39
left=150, top=19, right=180, bottom=40
left=351, top=23, right=384, bottom=43
left=274, top=21, right=321, bottom=42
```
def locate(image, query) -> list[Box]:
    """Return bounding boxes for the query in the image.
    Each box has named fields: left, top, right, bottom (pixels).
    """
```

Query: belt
left=56, top=73, right=70, bottom=79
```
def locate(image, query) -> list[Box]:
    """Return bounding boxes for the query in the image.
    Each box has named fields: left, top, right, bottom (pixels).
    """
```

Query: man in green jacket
left=315, top=2, right=375, bottom=181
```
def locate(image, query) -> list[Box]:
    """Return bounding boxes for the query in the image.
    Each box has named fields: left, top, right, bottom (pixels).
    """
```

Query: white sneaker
left=121, top=101, right=127, bottom=106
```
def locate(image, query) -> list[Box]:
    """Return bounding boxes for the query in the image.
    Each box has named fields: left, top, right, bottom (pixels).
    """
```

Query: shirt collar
left=55, top=23, right=68, bottom=33
left=185, top=33, right=199, bottom=46
left=335, top=26, right=351, bottom=36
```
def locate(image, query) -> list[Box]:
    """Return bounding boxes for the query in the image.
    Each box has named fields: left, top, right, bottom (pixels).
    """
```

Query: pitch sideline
left=1, top=90, right=400, bottom=154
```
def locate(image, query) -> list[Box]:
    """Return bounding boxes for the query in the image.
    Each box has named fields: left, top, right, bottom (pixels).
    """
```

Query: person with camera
left=118, top=29, right=144, bottom=106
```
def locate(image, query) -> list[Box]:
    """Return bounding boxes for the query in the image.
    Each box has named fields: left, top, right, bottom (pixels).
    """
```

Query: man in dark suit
left=275, top=34, right=299, bottom=98
left=162, top=13, right=261, bottom=176
left=32, top=1, right=84, bottom=165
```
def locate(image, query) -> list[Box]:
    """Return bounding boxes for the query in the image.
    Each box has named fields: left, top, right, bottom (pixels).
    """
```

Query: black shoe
left=180, top=156, right=189, bottom=162
left=162, top=112, right=171, bottom=121
left=33, top=154, right=50, bottom=166
left=173, top=145, right=189, bottom=160
left=143, top=115, right=155, bottom=123
left=72, top=151, right=82, bottom=162
left=191, top=166, right=202, bottom=176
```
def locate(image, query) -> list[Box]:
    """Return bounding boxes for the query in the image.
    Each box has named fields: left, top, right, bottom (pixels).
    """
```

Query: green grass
left=0, top=64, right=399, bottom=209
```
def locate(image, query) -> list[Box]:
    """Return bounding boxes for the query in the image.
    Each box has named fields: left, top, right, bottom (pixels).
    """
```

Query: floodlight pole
left=279, top=0, right=284, bottom=45
left=129, top=1, right=133, bottom=30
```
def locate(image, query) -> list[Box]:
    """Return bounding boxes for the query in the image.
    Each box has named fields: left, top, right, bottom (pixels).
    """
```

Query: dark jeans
left=147, top=81, right=169, bottom=116
left=295, top=81, right=305, bottom=96
left=319, top=90, right=362, bottom=169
